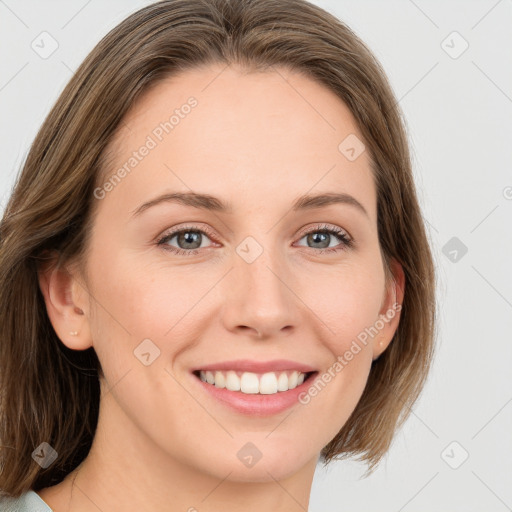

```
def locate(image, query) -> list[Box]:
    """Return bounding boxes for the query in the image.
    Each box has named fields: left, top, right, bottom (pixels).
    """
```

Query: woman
left=0, top=0, right=436, bottom=510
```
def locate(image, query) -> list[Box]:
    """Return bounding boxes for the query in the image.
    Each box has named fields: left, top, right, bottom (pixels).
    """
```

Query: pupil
left=309, top=232, right=329, bottom=248
left=180, top=231, right=201, bottom=249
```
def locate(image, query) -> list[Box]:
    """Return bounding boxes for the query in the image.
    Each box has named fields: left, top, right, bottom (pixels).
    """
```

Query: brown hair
left=0, top=0, right=436, bottom=495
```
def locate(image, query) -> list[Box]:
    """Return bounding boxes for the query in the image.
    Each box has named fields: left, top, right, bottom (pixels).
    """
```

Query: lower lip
left=192, top=372, right=318, bottom=416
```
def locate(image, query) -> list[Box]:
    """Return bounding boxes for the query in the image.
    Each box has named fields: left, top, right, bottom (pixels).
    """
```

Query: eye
left=294, top=223, right=353, bottom=254
left=156, top=224, right=217, bottom=256
left=156, top=222, right=353, bottom=257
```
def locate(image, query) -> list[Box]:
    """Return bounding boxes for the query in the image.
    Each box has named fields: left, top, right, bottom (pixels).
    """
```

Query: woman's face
left=57, top=64, right=402, bottom=483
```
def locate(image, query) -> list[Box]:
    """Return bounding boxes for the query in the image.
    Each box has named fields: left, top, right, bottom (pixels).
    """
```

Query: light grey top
left=0, top=490, right=53, bottom=511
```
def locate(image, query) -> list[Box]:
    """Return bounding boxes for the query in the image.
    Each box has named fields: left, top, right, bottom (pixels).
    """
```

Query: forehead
left=97, top=64, right=376, bottom=220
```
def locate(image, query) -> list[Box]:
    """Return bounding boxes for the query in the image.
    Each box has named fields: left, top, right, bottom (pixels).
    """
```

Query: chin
left=185, top=436, right=318, bottom=483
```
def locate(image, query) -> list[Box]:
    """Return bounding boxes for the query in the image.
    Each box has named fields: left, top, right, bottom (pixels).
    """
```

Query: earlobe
left=37, top=255, right=92, bottom=351
left=372, top=259, right=405, bottom=360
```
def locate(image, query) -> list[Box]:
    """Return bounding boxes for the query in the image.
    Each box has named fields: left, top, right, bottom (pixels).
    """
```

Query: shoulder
left=0, top=490, right=53, bottom=512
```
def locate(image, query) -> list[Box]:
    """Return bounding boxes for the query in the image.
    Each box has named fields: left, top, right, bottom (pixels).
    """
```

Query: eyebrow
left=131, top=191, right=369, bottom=218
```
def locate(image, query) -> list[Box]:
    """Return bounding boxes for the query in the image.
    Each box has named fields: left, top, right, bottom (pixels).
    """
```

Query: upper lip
left=191, top=359, right=317, bottom=374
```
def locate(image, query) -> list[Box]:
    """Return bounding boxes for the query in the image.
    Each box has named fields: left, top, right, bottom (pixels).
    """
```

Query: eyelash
left=156, top=223, right=354, bottom=257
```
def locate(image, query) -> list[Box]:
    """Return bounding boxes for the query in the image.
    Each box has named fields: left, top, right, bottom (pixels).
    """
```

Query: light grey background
left=1, top=1, right=511, bottom=510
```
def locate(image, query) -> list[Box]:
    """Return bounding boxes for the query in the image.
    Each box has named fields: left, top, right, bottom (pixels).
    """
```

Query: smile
left=190, top=359, right=319, bottom=416
left=194, top=369, right=315, bottom=394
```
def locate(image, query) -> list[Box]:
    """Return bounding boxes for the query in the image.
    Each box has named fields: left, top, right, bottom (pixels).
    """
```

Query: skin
left=37, top=63, right=404, bottom=512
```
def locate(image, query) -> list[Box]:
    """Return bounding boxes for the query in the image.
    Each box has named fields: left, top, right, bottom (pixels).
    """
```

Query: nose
left=221, top=244, right=301, bottom=340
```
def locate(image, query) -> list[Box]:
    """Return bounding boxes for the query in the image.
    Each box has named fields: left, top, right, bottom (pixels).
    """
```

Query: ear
left=372, top=258, right=405, bottom=361
left=37, top=252, right=92, bottom=351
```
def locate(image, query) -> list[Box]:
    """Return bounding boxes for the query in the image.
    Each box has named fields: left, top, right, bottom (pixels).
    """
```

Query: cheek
left=302, top=259, right=385, bottom=353
left=88, top=249, right=206, bottom=342
left=84, top=254, right=207, bottom=440
left=296, top=259, right=383, bottom=422
left=85, top=250, right=227, bottom=405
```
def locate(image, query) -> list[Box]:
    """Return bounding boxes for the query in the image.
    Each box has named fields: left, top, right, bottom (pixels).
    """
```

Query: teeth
left=241, top=372, right=259, bottom=394
left=198, top=370, right=308, bottom=394
left=288, top=371, right=298, bottom=389
left=225, top=370, right=240, bottom=391
left=277, top=372, right=289, bottom=391
left=259, top=372, right=278, bottom=394
left=214, top=371, right=225, bottom=388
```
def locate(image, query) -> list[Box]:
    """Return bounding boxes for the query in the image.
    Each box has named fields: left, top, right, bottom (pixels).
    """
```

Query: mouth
left=192, top=369, right=317, bottom=395
left=189, top=359, right=319, bottom=416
